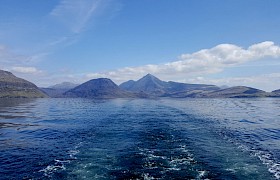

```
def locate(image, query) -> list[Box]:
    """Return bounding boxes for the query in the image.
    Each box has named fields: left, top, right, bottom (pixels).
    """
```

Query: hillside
left=0, top=70, right=47, bottom=98
left=198, top=86, right=267, bottom=98
left=270, top=89, right=280, bottom=97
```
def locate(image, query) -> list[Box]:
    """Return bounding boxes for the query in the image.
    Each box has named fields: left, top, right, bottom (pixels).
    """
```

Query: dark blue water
left=0, top=98, right=280, bottom=179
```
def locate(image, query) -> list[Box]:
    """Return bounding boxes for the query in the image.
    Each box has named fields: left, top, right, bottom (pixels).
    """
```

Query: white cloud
left=83, top=41, right=280, bottom=84
left=50, top=0, right=103, bottom=33
left=0, top=45, right=45, bottom=82
left=188, top=73, right=280, bottom=92
left=11, top=66, right=42, bottom=74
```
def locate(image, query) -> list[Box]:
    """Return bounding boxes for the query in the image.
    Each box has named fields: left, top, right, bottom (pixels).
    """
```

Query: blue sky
left=0, top=0, right=280, bottom=91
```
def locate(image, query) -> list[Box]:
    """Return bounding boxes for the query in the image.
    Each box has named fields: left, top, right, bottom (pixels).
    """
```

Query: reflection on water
left=0, top=98, right=35, bottom=108
left=0, top=98, right=279, bottom=179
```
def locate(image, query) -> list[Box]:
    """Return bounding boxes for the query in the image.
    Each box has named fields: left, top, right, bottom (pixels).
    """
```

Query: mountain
left=119, top=74, right=220, bottom=97
left=0, top=70, right=47, bottom=98
left=270, top=89, right=280, bottom=97
left=40, top=82, right=79, bottom=98
left=272, top=89, right=280, bottom=93
left=64, top=78, right=147, bottom=99
left=49, top=82, right=78, bottom=89
left=40, top=88, right=68, bottom=98
left=120, top=74, right=168, bottom=95
left=198, top=86, right=267, bottom=98
left=219, top=85, right=230, bottom=89
left=118, top=80, right=136, bottom=90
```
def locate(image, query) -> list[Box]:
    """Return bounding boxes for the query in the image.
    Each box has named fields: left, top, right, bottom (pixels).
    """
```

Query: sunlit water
left=0, top=98, right=280, bottom=179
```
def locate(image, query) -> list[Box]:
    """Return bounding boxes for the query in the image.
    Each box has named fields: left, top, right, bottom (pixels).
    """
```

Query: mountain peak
left=145, top=73, right=154, bottom=77
left=142, top=73, right=157, bottom=79
left=64, top=77, right=144, bottom=99
left=120, top=74, right=167, bottom=94
left=138, top=74, right=163, bottom=83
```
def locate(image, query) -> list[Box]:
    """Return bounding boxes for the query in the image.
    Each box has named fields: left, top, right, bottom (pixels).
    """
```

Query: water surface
left=0, top=98, right=279, bottom=179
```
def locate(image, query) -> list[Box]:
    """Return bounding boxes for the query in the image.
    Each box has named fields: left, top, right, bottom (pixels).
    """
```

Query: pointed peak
left=141, top=73, right=159, bottom=80
left=145, top=73, right=155, bottom=77
left=137, top=73, right=165, bottom=85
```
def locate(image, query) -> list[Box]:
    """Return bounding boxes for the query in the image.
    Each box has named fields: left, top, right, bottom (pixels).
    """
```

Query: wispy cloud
left=1, top=0, right=118, bottom=73
left=0, top=45, right=26, bottom=66
left=0, top=44, right=45, bottom=84
left=84, top=41, right=280, bottom=84
left=0, top=44, right=47, bottom=67
left=50, top=0, right=103, bottom=34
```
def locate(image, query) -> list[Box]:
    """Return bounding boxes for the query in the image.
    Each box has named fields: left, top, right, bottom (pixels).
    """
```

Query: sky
left=0, top=0, right=280, bottom=91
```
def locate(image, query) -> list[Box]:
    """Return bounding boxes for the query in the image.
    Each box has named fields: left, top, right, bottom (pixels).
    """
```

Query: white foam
left=39, top=164, right=66, bottom=177
left=142, top=173, right=156, bottom=180
left=147, top=153, right=166, bottom=160
left=55, top=159, right=70, bottom=163
left=39, top=142, right=82, bottom=177
left=197, top=170, right=208, bottom=178
left=235, top=141, right=280, bottom=179
left=167, top=167, right=181, bottom=171
left=170, top=157, right=194, bottom=165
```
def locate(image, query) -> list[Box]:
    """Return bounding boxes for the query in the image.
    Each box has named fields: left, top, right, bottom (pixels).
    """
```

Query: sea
left=0, top=98, right=280, bottom=180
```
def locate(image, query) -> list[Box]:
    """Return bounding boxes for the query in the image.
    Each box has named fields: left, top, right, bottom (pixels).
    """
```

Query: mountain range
left=119, top=74, right=273, bottom=98
left=64, top=78, right=147, bottom=99
left=40, top=82, right=78, bottom=98
left=1, top=69, right=280, bottom=99
left=0, top=70, right=47, bottom=98
left=120, top=74, right=220, bottom=97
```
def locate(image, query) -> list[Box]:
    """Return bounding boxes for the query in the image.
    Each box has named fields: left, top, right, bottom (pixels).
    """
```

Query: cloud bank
left=85, top=41, right=280, bottom=83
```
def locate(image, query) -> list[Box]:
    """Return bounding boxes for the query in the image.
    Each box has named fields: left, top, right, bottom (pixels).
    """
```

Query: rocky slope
left=0, top=70, right=47, bottom=98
